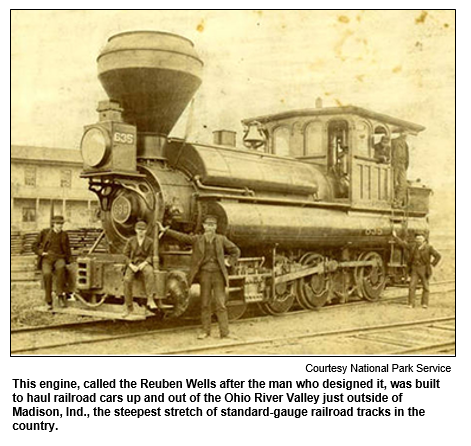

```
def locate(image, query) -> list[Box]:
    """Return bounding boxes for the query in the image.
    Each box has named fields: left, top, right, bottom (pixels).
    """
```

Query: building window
left=22, top=207, right=36, bottom=222
left=24, top=167, right=36, bottom=186
left=61, top=169, right=72, bottom=188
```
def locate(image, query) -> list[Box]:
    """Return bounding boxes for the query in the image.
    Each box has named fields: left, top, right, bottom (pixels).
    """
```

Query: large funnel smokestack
left=97, top=31, right=203, bottom=135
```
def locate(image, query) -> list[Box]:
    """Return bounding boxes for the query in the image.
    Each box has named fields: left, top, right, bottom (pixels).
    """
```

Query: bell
left=243, top=121, right=266, bottom=149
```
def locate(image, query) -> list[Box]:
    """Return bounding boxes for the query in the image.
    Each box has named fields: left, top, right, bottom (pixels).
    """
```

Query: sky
left=11, top=10, right=455, bottom=228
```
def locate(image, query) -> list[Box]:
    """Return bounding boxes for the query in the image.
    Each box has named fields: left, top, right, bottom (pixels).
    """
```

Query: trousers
left=393, top=164, right=407, bottom=205
left=123, top=264, right=155, bottom=309
left=199, top=270, right=229, bottom=337
left=409, top=266, right=430, bottom=307
left=41, top=257, right=66, bottom=305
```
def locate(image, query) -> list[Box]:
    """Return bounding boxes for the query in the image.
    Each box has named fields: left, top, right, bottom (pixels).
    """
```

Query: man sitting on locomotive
left=122, top=220, right=158, bottom=317
left=32, top=215, right=72, bottom=310
left=158, top=215, right=240, bottom=340
left=392, top=229, right=441, bottom=309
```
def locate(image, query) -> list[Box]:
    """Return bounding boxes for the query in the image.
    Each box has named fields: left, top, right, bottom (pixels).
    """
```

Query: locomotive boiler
left=68, top=30, right=431, bottom=320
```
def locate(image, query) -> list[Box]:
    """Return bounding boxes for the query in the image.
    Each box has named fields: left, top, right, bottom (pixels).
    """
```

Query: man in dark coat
left=158, top=215, right=240, bottom=339
left=391, top=129, right=410, bottom=207
left=373, top=136, right=390, bottom=164
left=32, top=215, right=72, bottom=310
left=122, top=220, right=157, bottom=317
left=392, top=229, right=442, bottom=308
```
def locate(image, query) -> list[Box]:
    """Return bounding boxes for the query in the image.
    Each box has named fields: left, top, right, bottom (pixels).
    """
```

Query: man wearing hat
left=122, top=220, right=157, bottom=317
left=32, top=215, right=72, bottom=310
left=373, top=135, right=391, bottom=164
left=158, top=215, right=240, bottom=340
left=391, top=129, right=410, bottom=207
left=392, top=229, right=441, bottom=308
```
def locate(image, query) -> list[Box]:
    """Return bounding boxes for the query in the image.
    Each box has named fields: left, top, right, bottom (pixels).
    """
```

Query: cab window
left=355, top=120, right=370, bottom=158
left=304, top=121, right=324, bottom=156
left=273, top=126, right=290, bottom=157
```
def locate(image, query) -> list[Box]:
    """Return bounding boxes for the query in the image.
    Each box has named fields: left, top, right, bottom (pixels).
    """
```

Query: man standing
left=122, top=220, right=157, bottom=317
left=158, top=215, right=240, bottom=340
left=391, top=129, right=410, bottom=207
left=373, top=135, right=390, bottom=164
left=32, top=215, right=72, bottom=310
left=392, top=229, right=441, bottom=308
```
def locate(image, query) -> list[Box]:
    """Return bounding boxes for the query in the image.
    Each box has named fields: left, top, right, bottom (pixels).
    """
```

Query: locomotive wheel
left=227, top=301, right=248, bottom=320
left=358, top=251, right=386, bottom=301
left=260, top=281, right=295, bottom=315
left=353, top=252, right=367, bottom=298
left=331, top=271, right=355, bottom=304
left=295, top=253, right=330, bottom=309
left=166, top=271, right=190, bottom=318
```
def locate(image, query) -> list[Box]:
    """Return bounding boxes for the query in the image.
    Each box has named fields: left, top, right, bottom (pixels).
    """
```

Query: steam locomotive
left=66, top=31, right=431, bottom=320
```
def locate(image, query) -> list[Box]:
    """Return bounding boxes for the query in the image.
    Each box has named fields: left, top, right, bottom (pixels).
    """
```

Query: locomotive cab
left=242, top=102, right=429, bottom=213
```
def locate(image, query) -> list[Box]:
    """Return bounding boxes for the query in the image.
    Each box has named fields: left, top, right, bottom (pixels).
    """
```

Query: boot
left=157, top=299, right=173, bottom=310
left=58, top=293, right=67, bottom=308
left=122, top=305, right=133, bottom=318
left=146, top=297, right=157, bottom=310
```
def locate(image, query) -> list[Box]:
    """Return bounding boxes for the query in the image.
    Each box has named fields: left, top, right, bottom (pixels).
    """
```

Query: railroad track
left=11, top=283, right=455, bottom=355
left=11, top=279, right=455, bottom=335
left=158, top=316, right=456, bottom=355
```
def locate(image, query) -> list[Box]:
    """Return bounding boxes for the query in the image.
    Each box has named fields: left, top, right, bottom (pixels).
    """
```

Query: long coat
left=165, top=229, right=240, bottom=286
left=32, top=228, right=72, bottom=269
left=391, top=137, right=409, bottom=168
left=394, top=237, right=441, bottom=278
left=123, top=236, right=154, bottom=266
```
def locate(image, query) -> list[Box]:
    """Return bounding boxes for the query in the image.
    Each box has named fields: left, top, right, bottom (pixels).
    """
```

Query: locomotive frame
left=53, top=30, right=432, bottom=321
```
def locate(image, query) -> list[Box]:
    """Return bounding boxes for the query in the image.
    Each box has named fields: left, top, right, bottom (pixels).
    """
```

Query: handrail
left=193, top=176, right=255, bottom=196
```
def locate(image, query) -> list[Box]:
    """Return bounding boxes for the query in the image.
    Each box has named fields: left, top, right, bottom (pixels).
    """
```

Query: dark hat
left=135, top=220, right=148, bottom=229
left=203, top=214, right=218, bottom=224
left=51, top=215, right=65, bottom=223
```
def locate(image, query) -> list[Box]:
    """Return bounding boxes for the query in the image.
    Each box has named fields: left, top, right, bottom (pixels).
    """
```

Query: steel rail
left=11, top=279, right=455, bottom=335
left=12, top=304, right=455, bottom=355
left=391, top=341, right=456, bottom=355
left=11, top=285, right=455, bottom=354
left=156, top=316, right=455, bottom=355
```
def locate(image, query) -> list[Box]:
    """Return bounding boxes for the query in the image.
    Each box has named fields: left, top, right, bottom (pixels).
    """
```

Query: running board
left=37, top=298, right=153, bottom=321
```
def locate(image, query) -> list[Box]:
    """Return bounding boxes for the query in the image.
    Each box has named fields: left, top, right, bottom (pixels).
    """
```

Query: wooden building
left=11, top=145, right=100, bottom=231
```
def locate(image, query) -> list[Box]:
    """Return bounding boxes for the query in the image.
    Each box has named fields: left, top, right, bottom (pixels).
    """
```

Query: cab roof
left=242, top=105, right=426, bottom=134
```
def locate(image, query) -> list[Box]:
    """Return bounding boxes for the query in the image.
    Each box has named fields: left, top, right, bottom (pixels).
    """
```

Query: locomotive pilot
left=122, top=220, right=158, bottom=317
left=32, top=215, right=72, bottom=310
left=392, top=229, right=441, bottom=308
left=158, top=215, right=240, bottom=340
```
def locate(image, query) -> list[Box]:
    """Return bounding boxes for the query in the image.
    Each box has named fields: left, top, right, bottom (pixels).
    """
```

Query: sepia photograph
left=11, top=10, right=455, bottom=355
